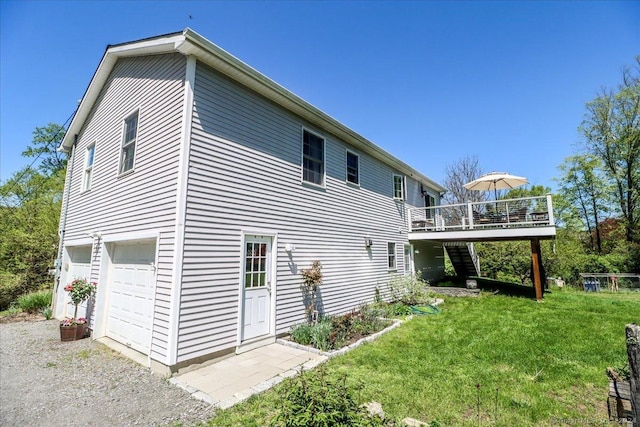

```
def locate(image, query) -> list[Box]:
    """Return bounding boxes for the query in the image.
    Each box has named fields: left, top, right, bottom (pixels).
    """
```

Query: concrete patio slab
left=171, top=343, right=326, bottom=409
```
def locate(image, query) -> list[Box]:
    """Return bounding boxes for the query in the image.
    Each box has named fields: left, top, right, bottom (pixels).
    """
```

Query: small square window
left=393, top=174, right=405, bottom=200
left=302, top=130, right=325, bottom=186
left=346, top=151, right=359, bottom=185
left=119, top=112, right=139, bottom=174
left=387, top=242, right=397, bottom=270
left=82, top=143, right=95, bottom=191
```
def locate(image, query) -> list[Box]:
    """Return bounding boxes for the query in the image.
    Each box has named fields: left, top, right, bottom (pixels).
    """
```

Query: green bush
left=0, top=272, right=25, bottom=311
left=290, top=322, right=313, bottom=346
left=40, top=307, right=53, bottom=320
left=17, top=290, right=52, bottom=313
left=388, top=272, right=432, bottom=305
left=310, top=317, right=333, bottom=352
left=271, top=365, right=389, bottom=426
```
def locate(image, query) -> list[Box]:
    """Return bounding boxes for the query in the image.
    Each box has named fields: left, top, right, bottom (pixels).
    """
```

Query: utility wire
left=0, top=110, right=76, bottom=208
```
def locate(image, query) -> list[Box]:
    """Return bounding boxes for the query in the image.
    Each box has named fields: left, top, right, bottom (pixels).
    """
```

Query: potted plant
left=59, top=278, right=96, bottom=341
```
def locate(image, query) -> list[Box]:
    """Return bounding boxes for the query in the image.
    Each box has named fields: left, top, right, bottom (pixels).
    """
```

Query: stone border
left=169, top=354, right=329, bottom=410
left=276, top=298, right=444, bottom=358
left=169, top=298, right=443, bottom=410
left=277, top=319, right=403, bottom=357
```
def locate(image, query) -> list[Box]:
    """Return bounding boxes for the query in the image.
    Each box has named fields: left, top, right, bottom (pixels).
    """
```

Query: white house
left=54, top=28, right=446, bottom=374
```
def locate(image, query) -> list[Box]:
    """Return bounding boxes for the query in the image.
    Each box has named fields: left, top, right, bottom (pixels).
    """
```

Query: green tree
left=21, top=123, right=67, bottom=175
left=0, top=123, right=67, bottom=309
left=579, top=56, right=640, bottom=243
left=0, top=168, right=64, bottom=309
left=557, top=154, right=610, bottom=253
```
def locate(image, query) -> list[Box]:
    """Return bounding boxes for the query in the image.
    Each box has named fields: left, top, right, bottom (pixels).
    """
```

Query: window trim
left=301, top=127, right=326, bottom=188
left=81, top=142, right=96, bottom=193
left=345, top=149, right=360, bottom=186
left=403, top=244, right=413, bottom=275
left=393, top=174, right=405, bottom=200
left=424, top=190, right=436, bottom=218
left=387, top=242, right=397, bottom=271
left=118, top=109, right=140, bottom=176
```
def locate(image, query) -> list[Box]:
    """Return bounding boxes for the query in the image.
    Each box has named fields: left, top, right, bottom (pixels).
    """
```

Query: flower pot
left=60, top=325, right=78, bottom=342
left=75, top=323, right=87, bottom=340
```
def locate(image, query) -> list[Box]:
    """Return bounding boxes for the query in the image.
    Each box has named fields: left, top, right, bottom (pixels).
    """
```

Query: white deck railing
left=409, top=195, right=555, bottom=232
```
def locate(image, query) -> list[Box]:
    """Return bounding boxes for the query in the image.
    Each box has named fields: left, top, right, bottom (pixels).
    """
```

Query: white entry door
left=242, top=236, right=272, bottom=341
left=106, top=241, right=156, bottom=355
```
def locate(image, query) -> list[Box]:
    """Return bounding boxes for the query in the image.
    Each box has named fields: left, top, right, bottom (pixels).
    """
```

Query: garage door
left=60, top=246, right=92, bottom=319
left=106, top=241, right=156, bottom=355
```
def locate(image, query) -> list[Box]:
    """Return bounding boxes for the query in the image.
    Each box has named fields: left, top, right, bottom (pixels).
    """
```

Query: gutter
left=51, top=135, right=76, bottom=313
left=59, top=28, right=445, bottom=193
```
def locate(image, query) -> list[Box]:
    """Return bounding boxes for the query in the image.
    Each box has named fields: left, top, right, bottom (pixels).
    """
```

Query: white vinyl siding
left=346, top=150, right=359, bottom=185
left=179, top=61, right=431, bottom=362
left=60, top=53, right=186, bottom=363
left=387, top=242, right=397, bottom=270
left=82, top=143, right=96, bottom=192
left=302, top=129, right=325, bottom=186
left=393, top=174, right=405, bottom=200
left=119, top=111, right=139, bottom=174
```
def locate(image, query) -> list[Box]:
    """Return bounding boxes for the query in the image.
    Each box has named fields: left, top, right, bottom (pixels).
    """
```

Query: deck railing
left=409, top=195, right=555, bottom=232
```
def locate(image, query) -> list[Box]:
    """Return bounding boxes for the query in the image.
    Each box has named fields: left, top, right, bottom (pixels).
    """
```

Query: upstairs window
left=425, top=192, right=436, bottom=218
left=119, top=111, right=139, bottom=174
left=387, top=242, right=397, bottom=270
left=302, top=129, right=324, bottom=186
left=393, top=174, right=405, bottom=200
left=346, top=150, right=359, bottom=185
left=82, top=143, right=95, bottom=191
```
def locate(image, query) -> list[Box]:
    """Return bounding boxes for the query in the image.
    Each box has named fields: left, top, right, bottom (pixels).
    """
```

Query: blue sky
left=1, top=1, right=638, bottom=191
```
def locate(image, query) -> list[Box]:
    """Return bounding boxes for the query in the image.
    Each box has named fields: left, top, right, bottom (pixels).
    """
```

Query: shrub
left=310, top=317, right=333, bottom=351
left=40, top=307, right=53, bottom=320
left=0, top=271, right=25, bottom=311
left=300, top=260, right=323, bottom=324
left=271, top=365, right=388, bottom=426
left=388, top=272, right=432, bottom=305
left=290, top=322, right=313, bottom=346
left=17, top=290, right=52, bottom=313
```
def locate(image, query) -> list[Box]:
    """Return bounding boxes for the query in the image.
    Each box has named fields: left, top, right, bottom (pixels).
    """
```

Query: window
left=119, top=111, right=139, bottom=174
left=425, top=192, right=436, bottom=218
left=82, top=143, right=95, bottom=191
left=404, top=244, right=412, bottom=275
left=302, top=129, right=324, bottom=186
left=387, top=242, right=397, bottom=270
left=393, top=174, right=405, bottom=200
left=346, top=150, right=359, bottom=185
left=245, top=242, right=268, bottom=288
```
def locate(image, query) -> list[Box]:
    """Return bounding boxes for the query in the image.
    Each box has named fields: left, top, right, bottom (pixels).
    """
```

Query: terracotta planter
left=60, top=325, right=78, bottom=342
left=75, top=323, right=87, bottom=340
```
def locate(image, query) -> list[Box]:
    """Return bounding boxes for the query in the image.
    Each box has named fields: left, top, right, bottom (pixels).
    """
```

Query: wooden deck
left=409, top=195, right=556, bottom=242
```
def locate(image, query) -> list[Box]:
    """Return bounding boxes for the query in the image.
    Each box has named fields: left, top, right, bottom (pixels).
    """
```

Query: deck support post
left=531, top=238, right=544, bottom=301
left=626, top=323, right=640, bottom=427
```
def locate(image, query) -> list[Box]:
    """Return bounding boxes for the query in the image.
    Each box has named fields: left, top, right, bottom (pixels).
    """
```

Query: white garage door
left=106, top=241, right=156, bottom=355
left=60, top=246, right=92, bottom=319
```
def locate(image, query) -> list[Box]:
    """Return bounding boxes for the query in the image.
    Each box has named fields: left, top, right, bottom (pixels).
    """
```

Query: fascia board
left=60, top=27, right=445, bottom=192
left=180, top=28, right=445, bottom=193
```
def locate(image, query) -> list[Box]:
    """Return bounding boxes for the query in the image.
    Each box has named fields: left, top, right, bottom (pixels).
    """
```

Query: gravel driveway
left=0, top=319, right=217, bottom=426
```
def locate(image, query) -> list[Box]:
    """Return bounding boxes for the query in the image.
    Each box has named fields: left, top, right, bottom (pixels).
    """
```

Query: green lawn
left=207, top=289, right=639, bottom=426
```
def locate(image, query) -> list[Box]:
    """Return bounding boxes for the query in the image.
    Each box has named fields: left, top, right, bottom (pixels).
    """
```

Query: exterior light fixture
left=364, top=237, right=373, bottom=248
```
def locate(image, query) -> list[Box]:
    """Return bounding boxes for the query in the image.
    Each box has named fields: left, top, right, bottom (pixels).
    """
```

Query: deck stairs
left=444, top=242, right=480, bottom=277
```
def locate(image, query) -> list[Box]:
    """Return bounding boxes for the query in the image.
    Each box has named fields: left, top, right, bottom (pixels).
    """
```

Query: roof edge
left=60, top=28, right=445, bottom=192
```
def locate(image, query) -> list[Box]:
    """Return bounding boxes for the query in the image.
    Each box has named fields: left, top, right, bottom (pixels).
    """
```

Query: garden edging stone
left=276, top=298, right=444, bottom=358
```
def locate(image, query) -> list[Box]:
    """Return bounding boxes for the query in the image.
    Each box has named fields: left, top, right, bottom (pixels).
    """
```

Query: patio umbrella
left=463, top=171, right=528, bottom=200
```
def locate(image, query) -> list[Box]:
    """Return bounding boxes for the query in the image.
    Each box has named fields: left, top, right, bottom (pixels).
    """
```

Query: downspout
left=51, top=135, right=77, bottom=313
